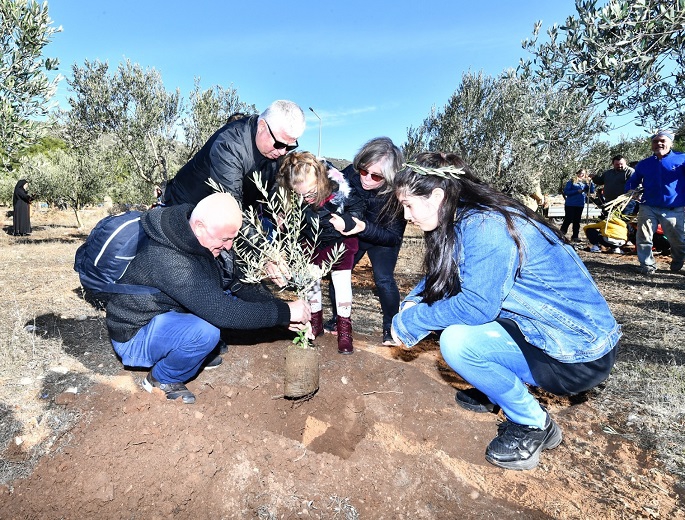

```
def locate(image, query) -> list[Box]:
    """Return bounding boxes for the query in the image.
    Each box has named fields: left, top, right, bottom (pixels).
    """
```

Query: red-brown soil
left=0, top=209, right=683, bottom=519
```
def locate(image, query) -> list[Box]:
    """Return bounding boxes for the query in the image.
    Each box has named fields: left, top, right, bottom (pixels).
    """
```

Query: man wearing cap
left=164, top=100, right=305, bottom=210
left=625, top=130, right=685, bottom=274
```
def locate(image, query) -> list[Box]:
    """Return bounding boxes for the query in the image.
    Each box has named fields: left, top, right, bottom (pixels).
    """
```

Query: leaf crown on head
left=405, top=161, right=465, bottom=179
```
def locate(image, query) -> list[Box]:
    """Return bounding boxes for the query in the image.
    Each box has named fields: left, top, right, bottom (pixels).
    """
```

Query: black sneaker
left=203, top=354, right=223, bottom=370
left=142, top=372, right=195, bottom=404
left=485, top=414, right=562, bottom=470
left=217, top=339, right=229, bottom=355
left=455, top=388, right=498, bottom=413
left=323, top=316, right=337, bottom=335
left=382, top=329, right=398, bottom=346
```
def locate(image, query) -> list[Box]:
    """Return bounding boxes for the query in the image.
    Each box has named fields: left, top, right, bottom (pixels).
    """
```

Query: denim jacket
left=392, top=210, right=621, bottom=362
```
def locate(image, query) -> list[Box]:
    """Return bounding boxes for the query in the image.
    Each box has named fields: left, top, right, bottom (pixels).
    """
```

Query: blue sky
left=44, top=0, right=643, bottom=161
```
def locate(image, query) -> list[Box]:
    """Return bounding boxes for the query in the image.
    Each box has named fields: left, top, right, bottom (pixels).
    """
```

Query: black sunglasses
left=265, top=120, right=298, bottom=151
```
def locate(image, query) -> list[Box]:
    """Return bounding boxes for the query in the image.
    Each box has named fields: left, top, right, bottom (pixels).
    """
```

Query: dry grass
left=0, top=206, right=108, bottom=483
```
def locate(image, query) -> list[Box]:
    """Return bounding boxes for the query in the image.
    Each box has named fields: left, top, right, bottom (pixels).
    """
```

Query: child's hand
left=329, top=214, right=346, bottom=232
left=265, top=259, right=291, bottom=287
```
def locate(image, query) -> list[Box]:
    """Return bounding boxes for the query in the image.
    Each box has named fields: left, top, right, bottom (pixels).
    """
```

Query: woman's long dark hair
left=395, top=152, right=566, bottom=304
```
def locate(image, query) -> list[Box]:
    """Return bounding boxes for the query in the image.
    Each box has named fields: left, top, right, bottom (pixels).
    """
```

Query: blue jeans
left=636, top=205, right=685, bottom=267
left=440, top=321, right=548, bottom=428
left=111, top=311, right=220, bottom=384
left=329, top=240, right=402, bottom=331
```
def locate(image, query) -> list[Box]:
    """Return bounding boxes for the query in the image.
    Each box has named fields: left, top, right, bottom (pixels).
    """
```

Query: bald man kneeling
left=106, top=192, right=311, bottom=404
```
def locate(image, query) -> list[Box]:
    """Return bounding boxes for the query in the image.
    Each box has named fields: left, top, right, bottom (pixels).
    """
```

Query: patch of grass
left=588, top=256, right=685, bottom=485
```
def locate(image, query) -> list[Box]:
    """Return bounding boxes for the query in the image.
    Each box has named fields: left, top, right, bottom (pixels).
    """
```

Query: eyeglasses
left=359, top=168, right=384, bottom=182
left=265, top=120, right=298, bottom=151
left=301, top=190, right=317, bottom=201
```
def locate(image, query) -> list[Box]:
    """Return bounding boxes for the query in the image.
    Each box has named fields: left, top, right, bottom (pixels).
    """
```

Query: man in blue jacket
left=625, top=130, right=685, bottom=274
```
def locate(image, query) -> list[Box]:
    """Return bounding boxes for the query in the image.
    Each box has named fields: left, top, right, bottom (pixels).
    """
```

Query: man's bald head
left=190, top=192, right=242, bottom=257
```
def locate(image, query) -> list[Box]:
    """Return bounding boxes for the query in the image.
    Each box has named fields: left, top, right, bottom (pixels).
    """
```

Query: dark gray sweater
left=106, top=204, right=291, bottom=342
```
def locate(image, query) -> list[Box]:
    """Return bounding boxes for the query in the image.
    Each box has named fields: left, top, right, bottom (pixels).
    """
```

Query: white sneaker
left=590, top=244, right=601, bottom=253
left=612, top=247, right=623, bottom=255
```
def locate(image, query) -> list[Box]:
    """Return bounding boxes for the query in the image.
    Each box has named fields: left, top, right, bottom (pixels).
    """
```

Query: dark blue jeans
left=560, top=205, right=584, bottom=240
left=330, top=240, right=402, bottom=331
left=111, top=311, right=220, bottom=384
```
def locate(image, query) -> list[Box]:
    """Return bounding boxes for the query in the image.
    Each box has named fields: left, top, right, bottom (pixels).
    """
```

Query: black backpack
left=74, top=211, right=159, bottom=301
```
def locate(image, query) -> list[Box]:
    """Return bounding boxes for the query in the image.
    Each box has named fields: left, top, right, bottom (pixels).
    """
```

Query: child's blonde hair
left=278, top=152, right=334, bottom=206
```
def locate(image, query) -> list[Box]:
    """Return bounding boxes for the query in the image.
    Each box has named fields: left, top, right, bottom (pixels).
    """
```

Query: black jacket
left=342, top=165, right=406, bottom=246
left=164, top=115, right=278, bottom=209
left=301, top=166, right=366, bottom=247
left=106, top=204, right=291, bottom=342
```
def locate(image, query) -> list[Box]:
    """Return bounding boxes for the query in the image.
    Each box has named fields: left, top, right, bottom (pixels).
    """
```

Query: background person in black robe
left=12, top=179, right=32, bottom=236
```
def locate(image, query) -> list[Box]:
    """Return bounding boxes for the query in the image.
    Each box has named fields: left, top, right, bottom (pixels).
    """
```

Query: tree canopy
left=404, top=71, right=607, bottom=196
left=0, top=0, right=61, bottom=169
left=62, top=59, right=181, bottom=188
left=521, top=0, right=685, bottom=132
left=181, top=78, right=257, bottom=162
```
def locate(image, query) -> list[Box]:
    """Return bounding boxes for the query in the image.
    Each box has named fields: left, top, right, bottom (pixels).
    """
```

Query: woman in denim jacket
left=391, top=153, right=621, bottom=471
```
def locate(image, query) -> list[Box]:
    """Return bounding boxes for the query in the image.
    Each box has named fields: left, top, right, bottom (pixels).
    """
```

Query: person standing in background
left=12, top=179, right=32, bottom=236
left=625, top=130, right=685, bottom=274
left=560, top=169, right=594, bottom=243
left=592, top=155, right=634, bottom=205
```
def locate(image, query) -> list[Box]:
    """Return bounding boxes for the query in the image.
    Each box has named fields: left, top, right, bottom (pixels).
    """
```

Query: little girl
left=277, top=152, right=365, bottom=354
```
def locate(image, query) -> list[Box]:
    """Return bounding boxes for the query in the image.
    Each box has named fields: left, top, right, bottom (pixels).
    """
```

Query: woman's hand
left=338, top=216, right=366, bottom=236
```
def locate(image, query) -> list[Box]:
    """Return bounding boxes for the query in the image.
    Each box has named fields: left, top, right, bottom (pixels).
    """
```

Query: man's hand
left=265, top=260, right=291, bottom=287
left=287, top=299, right=311, bottom=325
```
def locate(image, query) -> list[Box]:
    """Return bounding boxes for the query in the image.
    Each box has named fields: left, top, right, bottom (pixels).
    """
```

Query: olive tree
left=404, top=70, right=607, bottom=197
left=0, top=0, right=62, bottom=169
left=181, top=78, right=257, bottom=162
left=62, top=59, right=182, bottom=191
left=17, top=147, right=111, bottom=227
left=521, top=0, right=685, bottom=132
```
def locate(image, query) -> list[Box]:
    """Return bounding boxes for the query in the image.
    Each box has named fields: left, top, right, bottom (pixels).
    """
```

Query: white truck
left=545, top=194, right=602, bottom=224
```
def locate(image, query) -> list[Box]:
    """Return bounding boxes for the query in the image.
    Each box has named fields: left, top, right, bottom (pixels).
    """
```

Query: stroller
left=600, top=190, right=670, bottom=256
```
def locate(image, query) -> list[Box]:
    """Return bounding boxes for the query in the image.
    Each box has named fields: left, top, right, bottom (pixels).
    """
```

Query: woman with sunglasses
left=276, top=152, right=365, bottom=354
left=327, top=137, right=406, bottom=346
left=391, top=152, right=620, bottom=470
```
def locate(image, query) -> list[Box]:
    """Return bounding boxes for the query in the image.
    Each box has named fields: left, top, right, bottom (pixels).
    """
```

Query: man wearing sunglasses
left=164, top=99, right=305, bottom=211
